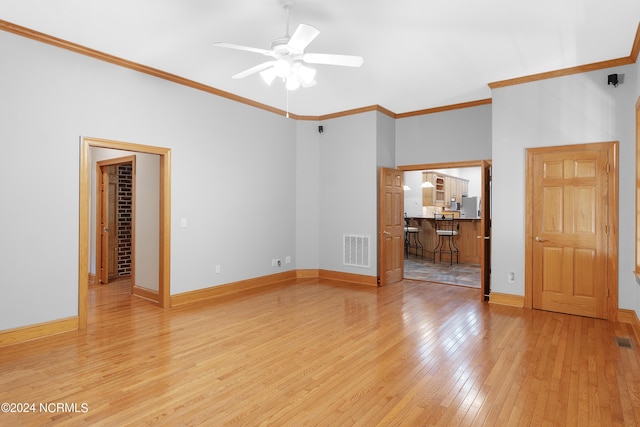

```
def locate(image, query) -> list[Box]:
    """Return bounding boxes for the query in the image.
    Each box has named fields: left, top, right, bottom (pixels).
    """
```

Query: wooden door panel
left=541, top=247, right=563, bottom=293
left=573, top=187, right=596, bottom=233
left=532, top=147, right=609, bottom=319
left=574, top=159, right=597, bottom=177
left=542, top=187, right=563, bottom=233
left=573, top=248, right=596, bottom=296
left=379, top=168, right=403, bottom=286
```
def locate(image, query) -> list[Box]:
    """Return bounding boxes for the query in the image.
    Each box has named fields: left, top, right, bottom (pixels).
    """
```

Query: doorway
left=79, top=137, right=171, bottom=329
left=398, top=160, right=491, bottom=300
left=96, top=157, right=135, bottom=286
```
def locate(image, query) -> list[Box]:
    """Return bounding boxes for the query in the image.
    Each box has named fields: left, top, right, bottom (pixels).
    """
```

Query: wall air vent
left=343, top=234, right=370, bottom=267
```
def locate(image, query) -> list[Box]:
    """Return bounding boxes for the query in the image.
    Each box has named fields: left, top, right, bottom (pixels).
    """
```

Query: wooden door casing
left=480, top=160, right=491, bottom=301
left=379, top=168, right=404, bottom=286
left=526, top=142, right=618, bottom=319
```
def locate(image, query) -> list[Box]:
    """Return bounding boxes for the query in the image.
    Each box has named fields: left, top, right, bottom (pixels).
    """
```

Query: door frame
left=480, top=160, right=492, bottom=300
left=96, top=156, right=136, bottom=287
left=79, top=136, right=172, bottom=329
left=524, top=142, right=618, bottom=320
left=398, top=159, right=491, bottom=300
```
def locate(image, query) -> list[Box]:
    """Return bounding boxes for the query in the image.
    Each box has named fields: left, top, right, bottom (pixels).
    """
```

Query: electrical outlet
left=271, top=259, right=277, bottom=267
left=508, top=272, right=515, bottom=283
left=285, top=256, right=291, bottom=264
left=215, top=265, right=221, bottom=274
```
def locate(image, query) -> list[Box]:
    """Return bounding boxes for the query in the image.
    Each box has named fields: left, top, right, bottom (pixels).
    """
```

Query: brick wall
left=117, top=163, right=133, bottom=276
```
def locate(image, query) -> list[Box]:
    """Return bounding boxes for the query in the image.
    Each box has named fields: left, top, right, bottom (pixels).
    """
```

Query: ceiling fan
left=214, top=0, right=363, bottom=91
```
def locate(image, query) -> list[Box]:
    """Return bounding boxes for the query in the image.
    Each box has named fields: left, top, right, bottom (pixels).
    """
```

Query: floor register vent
left=343, top=234, right=370, bottom=268
left=615, top=336, right=634, bottom=349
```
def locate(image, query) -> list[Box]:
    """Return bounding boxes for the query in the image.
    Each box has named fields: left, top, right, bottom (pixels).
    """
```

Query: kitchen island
left=406, top=216, right=482, bottom=264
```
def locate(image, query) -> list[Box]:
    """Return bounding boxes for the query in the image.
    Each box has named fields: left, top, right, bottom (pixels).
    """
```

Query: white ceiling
left=1, top=0, right=639, bottom=116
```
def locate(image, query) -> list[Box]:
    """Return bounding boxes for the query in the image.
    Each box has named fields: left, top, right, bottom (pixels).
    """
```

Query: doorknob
left=535, top=236, right=548, bottom=242
left=383, top=231, right=391, bottom=236
left=477, top=236, right=490, bottom=240
left=104, top=227, right=109, bottom=233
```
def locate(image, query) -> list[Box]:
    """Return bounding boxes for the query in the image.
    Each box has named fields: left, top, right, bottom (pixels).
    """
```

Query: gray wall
left=396, top=104, right=493, bottom=165
left=318, top=112, right=378, bottom=277
left=295, top=120, right=321, bottom=270
left=491, top=64, right=638, bottom=313
left=0, top=30, right=297, bottom=330
left=376, top=111, right=397, bottom=169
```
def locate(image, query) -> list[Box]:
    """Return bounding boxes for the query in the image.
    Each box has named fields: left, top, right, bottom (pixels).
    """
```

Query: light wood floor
left=2, top=277, right=640, bottom=426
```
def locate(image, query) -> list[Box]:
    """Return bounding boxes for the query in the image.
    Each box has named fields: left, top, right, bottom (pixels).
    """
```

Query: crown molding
left=0, top=19, right=493, bottom=121
left=490, top=22, right=640, bottom=89
left=488, top=57, right=634, bottom=89
left=2, top=19, right=638, bottom=121
left=0, top=19, right=290, bottom=118
left=396, top=99, right=493, bottom=119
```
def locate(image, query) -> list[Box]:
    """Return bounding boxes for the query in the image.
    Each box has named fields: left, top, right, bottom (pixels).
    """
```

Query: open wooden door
left=97, top=157, right=135, bottom=286
left=98, top=165, right=118, bottom=284
left=379, top=168, right=404, bottom=286
left=480, top=160, right=491, bottom=300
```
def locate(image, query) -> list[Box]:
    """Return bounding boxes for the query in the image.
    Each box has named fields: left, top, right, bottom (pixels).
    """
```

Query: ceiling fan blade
left=302, top=53, right=364, bottom=67
left=232, top=61, right=275, bottom=79
left=287, top=24, right=320, bottom=53
left=214, top=42, right=271, bottom=56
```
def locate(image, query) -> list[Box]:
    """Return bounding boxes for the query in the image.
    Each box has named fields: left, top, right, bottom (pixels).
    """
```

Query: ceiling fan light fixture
left=215, top=1, right=363, bottom=93
left=260, top=67, right=278, bottom=86
left=285, top=77, right=301, bottom=91
left=274, top=59, right=291, bottom=78
left=295, top=63, right=316, bottom=85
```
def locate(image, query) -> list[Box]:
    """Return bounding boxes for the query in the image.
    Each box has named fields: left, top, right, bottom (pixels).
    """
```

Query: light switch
left=180, top=218, right=188, bottom=228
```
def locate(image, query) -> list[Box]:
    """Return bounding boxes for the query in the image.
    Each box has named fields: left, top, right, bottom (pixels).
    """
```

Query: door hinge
left=606, top=163, right=610, bottom=173
left=605, top=224, right=609, bottom=235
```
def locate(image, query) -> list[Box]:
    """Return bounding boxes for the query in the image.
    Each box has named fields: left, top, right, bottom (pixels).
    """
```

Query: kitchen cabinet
left=444, top=176, right=452, bottom=203
left=422, top=171, right=468, bottom=207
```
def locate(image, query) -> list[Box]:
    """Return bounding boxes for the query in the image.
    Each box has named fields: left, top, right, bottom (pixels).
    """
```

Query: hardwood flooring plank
left=2, top=278, right=640, bottom=425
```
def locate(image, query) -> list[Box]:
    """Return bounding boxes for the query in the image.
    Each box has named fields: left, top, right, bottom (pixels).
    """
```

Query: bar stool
left=433, top=213, right=459, bottom=265
left=404, top=216, right=424, bottom=258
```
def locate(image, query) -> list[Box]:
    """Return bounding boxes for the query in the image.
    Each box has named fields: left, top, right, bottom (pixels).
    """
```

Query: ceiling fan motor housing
left=270, top=37, right=296, bottom=56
